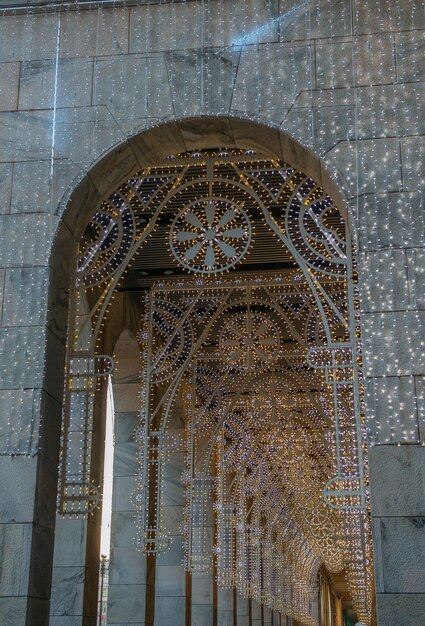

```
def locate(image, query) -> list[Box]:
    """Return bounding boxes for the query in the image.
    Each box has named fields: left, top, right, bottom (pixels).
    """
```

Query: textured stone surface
left=107, top=584, right=146, bottom=623
left=369, top=446, right=425, bottom=517
left=0, top=2, right=422, bottom=624
left=373, top=517, right=425, bottom=593
left=376, top=593, right=425, bottom=626
left=0, top=63, right=19, bottom=111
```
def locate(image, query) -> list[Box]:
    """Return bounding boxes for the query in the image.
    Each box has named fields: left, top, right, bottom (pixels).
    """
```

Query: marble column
left=217, top=587, right=234, bottom=626
left=251, top=598, right=262, bottom=626
left=107, top=331, right=150, bottom=625
left=263, top=605, right=273, bottom=626
left=369, top=445, right=425, bottom=626
left=154, top=402, right=187, bottom=626
left=236, top=593, right=250, bottom=626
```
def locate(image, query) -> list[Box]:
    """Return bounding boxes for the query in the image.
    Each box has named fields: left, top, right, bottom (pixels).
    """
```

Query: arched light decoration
left=60, top=148, right=373, bottom=624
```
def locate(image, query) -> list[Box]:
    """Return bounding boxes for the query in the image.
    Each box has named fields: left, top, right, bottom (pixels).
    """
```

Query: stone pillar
left=263, top=605, right=273, bottom=626
left=107, top=331, right=150, bottom=625
left=217, top=587, right=234, bottom=626
left=236, top=593, right=250, bottom=626
left=272, top=609, right=280, bottom=625
left=155, top=403, right=187, bottom=626
left=251, top=598, right=262, bottom=626
left=0, top=260, right=67, bottom=625
left=369, top=445, right=425, bottom=626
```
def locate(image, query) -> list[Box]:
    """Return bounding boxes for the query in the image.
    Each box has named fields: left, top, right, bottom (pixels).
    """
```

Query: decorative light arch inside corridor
left=58, top=139, right=373, bottom=625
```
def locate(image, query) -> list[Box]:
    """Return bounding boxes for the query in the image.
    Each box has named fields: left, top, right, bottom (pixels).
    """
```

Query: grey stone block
left=316, top=35, right=395, bottom=89
left=50, top=566, right=84, bottom=616
left=155, top=564, right=186, bottom=597
left=366, top=376, right=419, bottom=444
left=88, top=139, right=138, bottom=200
left=374, top=517, right=425, bottom=593
left=326, top=138, right=402, bottom=197
left=113, top=359, right=141, bottom=384
left=205, top=0, right=280, bottom=47
left=375, top=592, right=425, bottom=626
left=191, top=603, right=214, bottom=626
left=356, top=84, right=425, bottom=139
left=0, top=13, right=58, bottom=62
left=33, top=458, right=59, bottom=530
left=112, top=476, right=137, bottom=512
left=362, top=311, right=425, bottom=376
left=94, top=54, right=172, bottom=121
left=0, top=163, right=12, bottom=214
left=232, top=43, right=311, bottom=120
left=414, top=376, right=425, bottom=441
left=0, top=63, right=19, bottom=111
left=0, top=523, right=31, bottom=595
left=155, top=595, right=186, bottom=626
left=357, top=0, right=424, bottom=34
left=0, top=457, right=37, bottom=523
left=109, top=547, right=146, bottom=585
left=110, top=511, right=137, bottom=548
left=129, top=2, right=203, bottom=54
left=155, top=535, right=184, bottom=567
left=359, top=249, right=409, bottom=313
left=49, top=615, right=85, bottom=626
left=0, top=597, right=27, bottom=626
left=218, top=611, right=234, bottom=626
left=113, top=443, right=138, bottom=478
left=191, top=573, right=213, bottom=604
left=107, top=583, right=146, bottom=623
left=315, top=41, right=353, bottom=90
left=52, top=519, right=87, bottom=568
left=0, top=325, right=45, bottom=389
left=283, top=107, right=314, bottom=151
left=369, top=445, right=425, bottom=517
left=0, top=388, right=40, bottom=455
left=162, top=505, right=184, bottom=536
left=53, top=106, right=124, bottom=167
left=407, top=249, right=425, bottom=310
left=0, top=213, right=57, bottom=266
left=10, top=160, right=52, bottom=214
left=217, top=587, right=233, bottom=611
left=401, top=136, right=425, bottom=192
left=0, top=110, right=52, bottom=162
left=166, top=48, right=239, bottom=117
left=113, top=383, right=141, bottom=413
left=50, top=618, right=86, bottom=626
left=59, top=9, right=129, bottom=59
left=312, top=104, right=356, bottom=154
left=19, top=58, right=93, bottom=111
left=114, top=412, right=139, bottom=444
left=2, top=266, right=48, bottom=326
left=356, top=192, right=425, bottom=252
left=27, top=523, right=54, bottom=599
left=396, top=31, right=425, bottom=83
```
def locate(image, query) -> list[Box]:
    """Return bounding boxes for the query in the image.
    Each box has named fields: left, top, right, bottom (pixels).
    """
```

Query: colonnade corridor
left=51, top=146, right=374, bottom=626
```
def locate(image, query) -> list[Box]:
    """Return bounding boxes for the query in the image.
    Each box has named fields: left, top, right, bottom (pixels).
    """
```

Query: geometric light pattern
left=61, top=149, right=374, bottom=624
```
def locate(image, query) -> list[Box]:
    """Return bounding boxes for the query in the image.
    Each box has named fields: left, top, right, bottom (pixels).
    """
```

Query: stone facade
left=0, top=1, right=424, bottom=625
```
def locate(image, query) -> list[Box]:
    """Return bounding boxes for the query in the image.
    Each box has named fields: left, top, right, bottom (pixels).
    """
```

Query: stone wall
left=0, top=1, right=424, bottom=625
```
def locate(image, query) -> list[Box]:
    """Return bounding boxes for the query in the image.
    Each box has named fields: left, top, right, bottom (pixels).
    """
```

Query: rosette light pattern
left=169, top=197, right=251, bottom=274
left=219, top=312, right=280, bottom=370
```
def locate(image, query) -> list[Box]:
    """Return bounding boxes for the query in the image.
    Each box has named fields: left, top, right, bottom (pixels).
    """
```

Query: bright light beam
left=231, top=1, right=309, bottom=47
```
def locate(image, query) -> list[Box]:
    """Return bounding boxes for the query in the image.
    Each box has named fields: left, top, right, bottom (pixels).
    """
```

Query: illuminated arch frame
left=48, top=115, right=368, bottom=622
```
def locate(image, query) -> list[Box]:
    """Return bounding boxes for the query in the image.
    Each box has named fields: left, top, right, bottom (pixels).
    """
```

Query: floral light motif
left=219, top=312, right=280, bottom=369
left=169, top=197, right=252, bottom=274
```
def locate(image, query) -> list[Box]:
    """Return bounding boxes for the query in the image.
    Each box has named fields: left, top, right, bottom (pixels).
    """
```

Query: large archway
left=48, top=117, right=374, bottom=626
